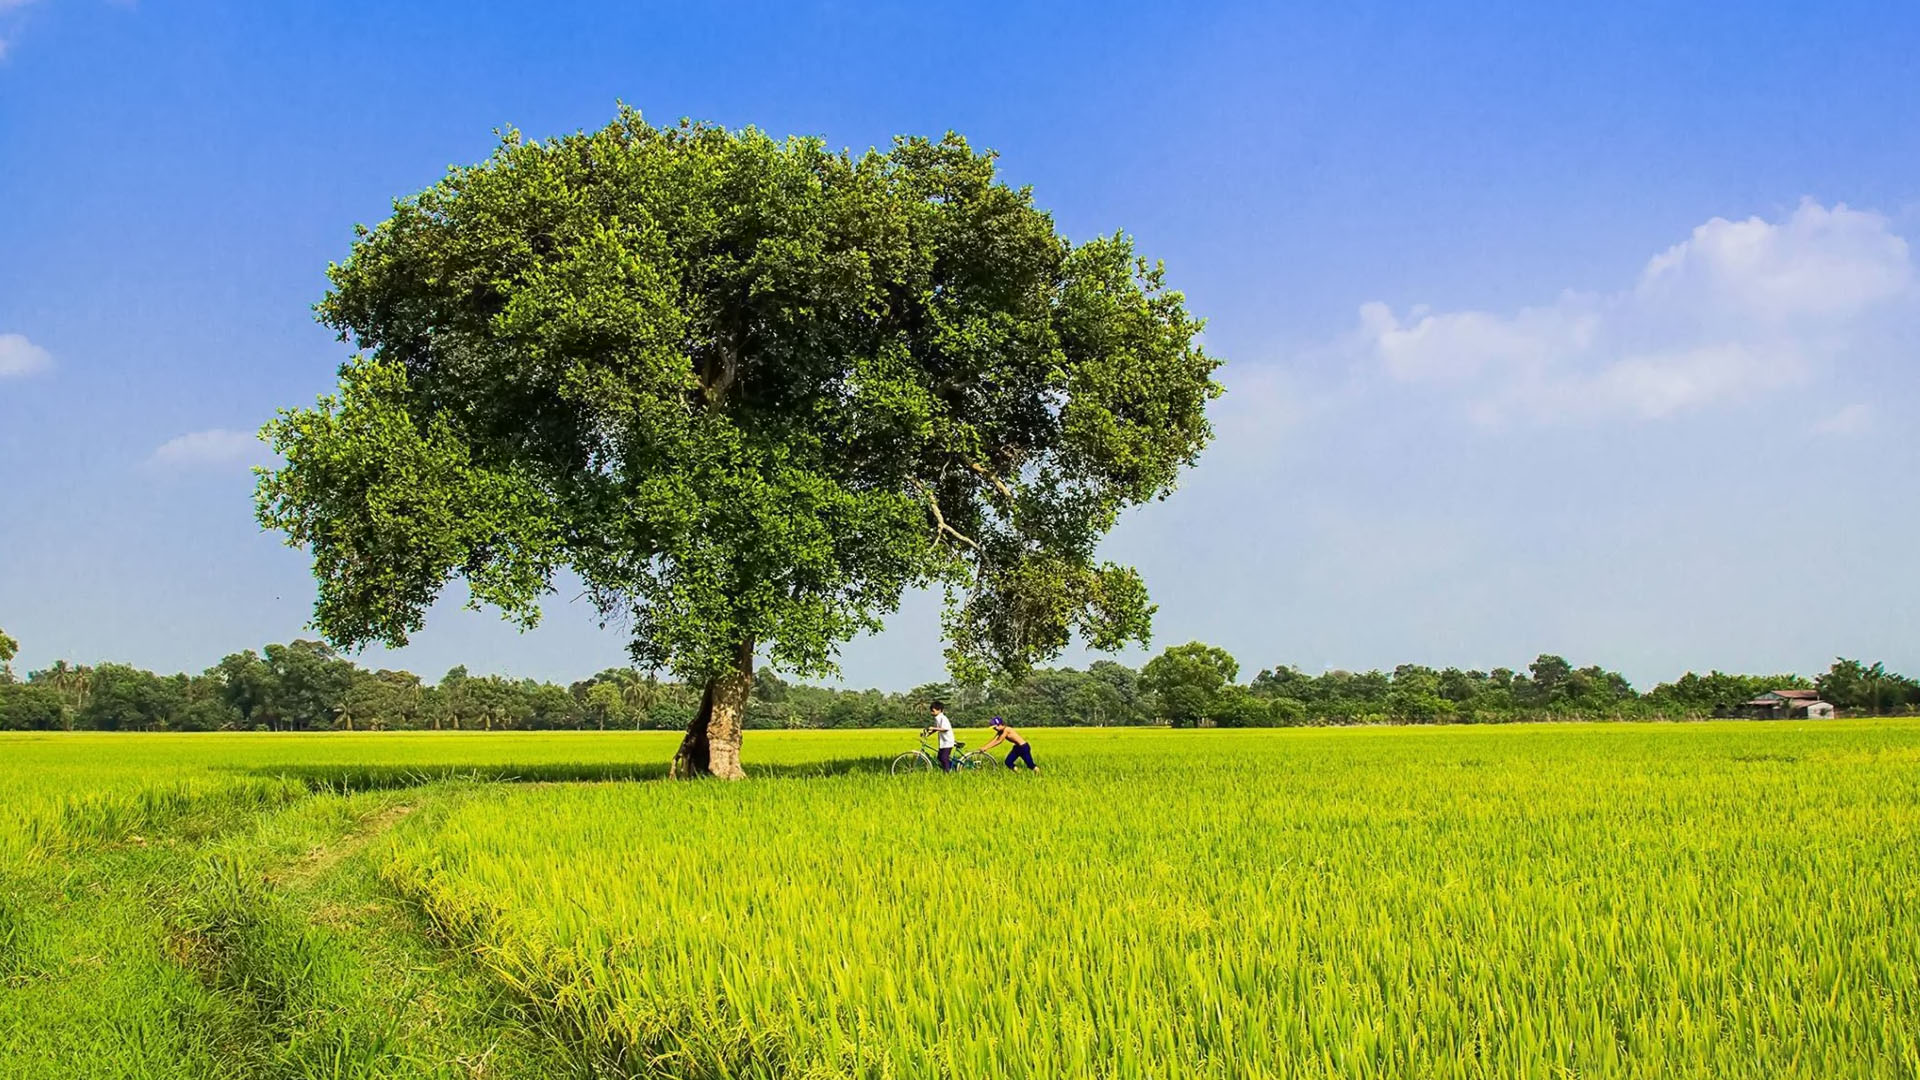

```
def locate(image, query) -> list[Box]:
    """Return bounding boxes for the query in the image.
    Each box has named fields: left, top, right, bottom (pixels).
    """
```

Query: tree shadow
left=231, top=755, right=894, bottom=793
left=752, top=756, right=895, bottom=780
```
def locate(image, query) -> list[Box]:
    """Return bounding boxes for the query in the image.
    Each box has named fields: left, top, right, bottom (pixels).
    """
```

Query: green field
left=4, top=723, right=1917, bottom=1078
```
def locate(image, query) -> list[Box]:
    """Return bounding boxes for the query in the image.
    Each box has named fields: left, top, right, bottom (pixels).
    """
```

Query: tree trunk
left=671, top=639, right=752, bottom=780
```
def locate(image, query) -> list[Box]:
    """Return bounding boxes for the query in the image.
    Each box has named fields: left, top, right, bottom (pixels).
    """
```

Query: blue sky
left=2, top=0, right=1916, bottom=690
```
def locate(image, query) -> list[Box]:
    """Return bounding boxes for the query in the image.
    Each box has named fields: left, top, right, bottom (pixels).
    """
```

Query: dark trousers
left=1005, top=743, right=1036, bottom=770
left=938, top=746, right=953, bottom=771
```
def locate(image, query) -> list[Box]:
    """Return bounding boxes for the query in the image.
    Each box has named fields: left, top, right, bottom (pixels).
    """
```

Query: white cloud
left=0, top=0, right=132, bottom=61
left=1638, top=201, right=1911, bottom=321
left=1362, top=299, right=1602, bottom=384
left=148, top=428, right=266, bottom=469
left=1355, top=200, right=1915, bottom=423
left=0, top=0, right=34, bottom=59
left=1810, top=403, right=1873, bottom=437
left=0, top=332, right=52, bottom=377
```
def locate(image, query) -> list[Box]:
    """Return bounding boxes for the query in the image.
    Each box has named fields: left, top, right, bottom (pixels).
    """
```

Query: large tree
left=1817, top=658, right=1916, bottom=714
left=0, top=683, right=63, bottom=731
left=257, top=110, right=1220, bottom=777
left=1140, top=642, right=1240, bottom=727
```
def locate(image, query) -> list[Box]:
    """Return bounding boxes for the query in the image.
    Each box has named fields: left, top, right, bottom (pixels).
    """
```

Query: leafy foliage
left=6, top=638, right=1912, bottom=734
left=0, top=684, right=61, bottom=730
left=257, top=109, right=1221, bottom=692
left=1816, top=658, right=1920, bottom=713
left=1139, top=641, right=1239, bottom=727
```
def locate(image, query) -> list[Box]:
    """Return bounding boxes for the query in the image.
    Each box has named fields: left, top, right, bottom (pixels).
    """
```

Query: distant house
left=1742, top=689, right=1836, bottom=719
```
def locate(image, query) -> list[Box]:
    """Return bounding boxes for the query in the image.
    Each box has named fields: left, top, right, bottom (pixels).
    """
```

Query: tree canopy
left=1139, top=641, right=1240, bottom=727
left=257, top=109, right=1221, bottom=776
left=5, top=637, right=1913, bottom=735
left=1815, top=659, right=1919, bottom=713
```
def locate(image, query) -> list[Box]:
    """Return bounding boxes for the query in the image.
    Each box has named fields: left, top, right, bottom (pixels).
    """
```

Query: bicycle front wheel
left=892, top=751, right=935, bottom=776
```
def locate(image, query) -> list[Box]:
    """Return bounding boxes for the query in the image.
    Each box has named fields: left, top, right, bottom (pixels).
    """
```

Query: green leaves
left=1140, top=642, right=1241, bottom=727
left=256, top=358, right=562, bottom=649
left=261, top=109, right=1219, bottom=687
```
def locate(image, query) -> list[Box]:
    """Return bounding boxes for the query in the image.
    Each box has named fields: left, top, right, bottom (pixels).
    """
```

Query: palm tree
left=38, top=661, right=92, bottom=731
left=444, top=685, right=465, bottom=730
left=620, top=672, right=660, bottom=730
left=1866, top=661, right=1889, bottom=715
left=396, top=680, right=420, bottom=731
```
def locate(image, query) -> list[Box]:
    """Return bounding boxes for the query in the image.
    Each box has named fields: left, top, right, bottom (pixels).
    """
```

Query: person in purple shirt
left=979, top=716, right=1038, bottom=772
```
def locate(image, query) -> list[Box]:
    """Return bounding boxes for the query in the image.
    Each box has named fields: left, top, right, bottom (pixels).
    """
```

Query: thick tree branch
left=911, top=479, right=979, bottom=550
left=699, top=336, right=740, bottom=406
left=967, top=460, right=1016, bottom=506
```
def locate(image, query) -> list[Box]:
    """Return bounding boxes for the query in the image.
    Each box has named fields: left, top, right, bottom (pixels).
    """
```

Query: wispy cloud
left=1810, top=403, right=1873, bottom=437
left=0, top=0, right=36, bottom=59
left=148, top=428, right=266, bottom=469
left=1, top=0, right=133, bottom=60
left=1350, top=200, right=1915, bottom=424
left=0, top=332, right=52, bottom=377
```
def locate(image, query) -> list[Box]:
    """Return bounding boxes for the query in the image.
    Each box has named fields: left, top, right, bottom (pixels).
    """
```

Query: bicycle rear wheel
left=892, top=751, right=935, bottom=776
left=959, top=750, right=997, bottom=771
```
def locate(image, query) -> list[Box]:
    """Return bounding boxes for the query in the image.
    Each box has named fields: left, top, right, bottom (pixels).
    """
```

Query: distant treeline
left=0, top=626, right=1914, bottom=733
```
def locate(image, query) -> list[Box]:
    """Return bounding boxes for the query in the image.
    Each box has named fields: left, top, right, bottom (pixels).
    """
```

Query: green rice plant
left=6, top=724, right=1917, bottom=1078
left=0, top=730, right=692, bottom=863
left=0, top=887, right=37, bottom=981
left=381, top=722, right=1920, bottom=1079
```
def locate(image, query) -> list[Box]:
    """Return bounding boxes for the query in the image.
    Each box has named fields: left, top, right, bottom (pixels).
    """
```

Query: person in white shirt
left=923, top=700, right=957, bottom=771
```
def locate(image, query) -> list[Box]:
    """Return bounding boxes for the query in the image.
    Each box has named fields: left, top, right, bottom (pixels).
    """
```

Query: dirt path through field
left=2, top=783, right=597, bottom=1080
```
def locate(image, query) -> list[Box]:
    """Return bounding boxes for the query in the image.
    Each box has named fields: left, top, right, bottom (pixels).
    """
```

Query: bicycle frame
left=912, top=738, right=981, bottom=768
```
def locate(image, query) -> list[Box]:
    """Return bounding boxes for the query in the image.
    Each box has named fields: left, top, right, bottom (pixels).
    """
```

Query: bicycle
left=891, top=737, right=995, bottom=775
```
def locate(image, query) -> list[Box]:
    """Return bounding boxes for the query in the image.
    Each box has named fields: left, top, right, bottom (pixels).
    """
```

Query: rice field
left=5, top=722, right=1919, bottom=1079
left=0, top=730, right=686, bottom=859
